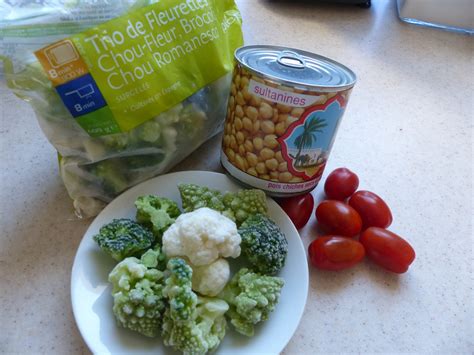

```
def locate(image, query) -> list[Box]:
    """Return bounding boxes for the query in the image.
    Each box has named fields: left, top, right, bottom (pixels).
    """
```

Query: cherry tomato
left=308, top=236, right=365, bottom=271
left=360, top=227, right=415, bottom=273
left=277, top=193, right=314, bottom=229
left=315, top=200, right=362, bottom=237
left=348, top=190, right=393, bottom=229
left=324, top=168, right=359, bottom=200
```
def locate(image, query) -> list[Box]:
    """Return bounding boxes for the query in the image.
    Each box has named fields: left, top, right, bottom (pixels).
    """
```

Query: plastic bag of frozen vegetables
left=0, top=0, right=243, bottom=217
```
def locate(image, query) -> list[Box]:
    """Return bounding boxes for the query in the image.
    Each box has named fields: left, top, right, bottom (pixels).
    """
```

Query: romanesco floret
left=162, top=258, right=229, bottom=354
left=108, top=247, right=166, bottom=337
left=238, top=214, right=288, bottom=275
left=93, top=218, right=155, bottom=261
left=219, top=268, right=284, bottom=337
left=135, top=195, right=181, bottom=238
left=178, top=184, right=269, bottom=225
left=222, top=189, right=268, bottom=226
left=178, top=183, right=232, bottom=220
left=163, top=258, right=197, bottom=322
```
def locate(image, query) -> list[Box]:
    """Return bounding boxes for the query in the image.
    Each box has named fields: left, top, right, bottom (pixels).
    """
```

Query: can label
left=221, top=65, right=352, bottom=195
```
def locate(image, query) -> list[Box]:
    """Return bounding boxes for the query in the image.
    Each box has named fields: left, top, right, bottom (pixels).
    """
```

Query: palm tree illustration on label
left=277, top=95, right=347, bottom=181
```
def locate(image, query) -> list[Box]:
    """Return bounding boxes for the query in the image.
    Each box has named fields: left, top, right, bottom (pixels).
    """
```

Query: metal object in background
left=221, top=45, right=356, bottom=196
left=397, top=0, right=473, bottom=35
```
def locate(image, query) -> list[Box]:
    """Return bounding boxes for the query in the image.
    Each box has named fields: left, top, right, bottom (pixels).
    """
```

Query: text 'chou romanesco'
left=162, top=258, right=229, bottom=354
left=135, top=195, right=181, bottom=238
left=238, top=214, right=288, bottom=275
left=220, top=268, right=284, bottom=337
left=108, top=246, right=166, bottom=337
left=93, top=218, right=155, bottom=261
left=178, top=183, right=268, bottom=226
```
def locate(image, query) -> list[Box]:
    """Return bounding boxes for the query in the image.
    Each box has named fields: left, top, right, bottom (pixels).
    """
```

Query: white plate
left=71, top=171, right=308, bottom=355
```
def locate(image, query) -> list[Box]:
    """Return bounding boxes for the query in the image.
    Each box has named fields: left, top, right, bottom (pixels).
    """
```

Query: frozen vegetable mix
left=0, top=1, right=243, bottom=217
left=89, top=184, right=289, bottom=353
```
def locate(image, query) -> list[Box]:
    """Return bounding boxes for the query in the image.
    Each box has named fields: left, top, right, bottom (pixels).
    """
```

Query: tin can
left=221, top=45, right=356, bottom=196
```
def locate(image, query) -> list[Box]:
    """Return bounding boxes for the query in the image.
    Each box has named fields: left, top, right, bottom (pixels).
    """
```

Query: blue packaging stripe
left=55, top=74, right=107, bottom=118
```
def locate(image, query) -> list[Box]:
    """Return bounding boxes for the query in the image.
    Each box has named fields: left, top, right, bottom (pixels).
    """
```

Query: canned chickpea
left=221, top=45, right=356, bottom=196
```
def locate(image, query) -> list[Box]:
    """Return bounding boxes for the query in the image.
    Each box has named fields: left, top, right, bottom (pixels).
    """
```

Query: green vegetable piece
left=219, top=268, right=284, bottom=337
left=100, top=133, right=129, bottom=150
left=162, top=258, right=229, bottom=354
left=108, top=246, right=166, bottom=337
left=121, top=153, right=165, bottom=169
left=135, top=195, right=181, bottom=238
left=223, top=189, right=268, bottom=226
left=132, top=120, right=162, bottom=143
left=238, top=214, right=288, bottom=275
left=90, top=160, right=128, bottom=195
left=163, top=258, right=197, bottom=322
left=178, top=183, right=234, bottom=220
left=178, top=184, right=269, bottom=225
left=93, top=218, right=154, bottom=261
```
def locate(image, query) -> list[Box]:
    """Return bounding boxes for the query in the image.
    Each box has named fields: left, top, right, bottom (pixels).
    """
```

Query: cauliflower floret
left=162, top=207, right=241, bottom=265
left=192, top=258, right=230, bottom=297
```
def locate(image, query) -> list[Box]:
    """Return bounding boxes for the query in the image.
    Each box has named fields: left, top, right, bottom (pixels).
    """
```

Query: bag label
left=34, top=0, right=243, bottom=136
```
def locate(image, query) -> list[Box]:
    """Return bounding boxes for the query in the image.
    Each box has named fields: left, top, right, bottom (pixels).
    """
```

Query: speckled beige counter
left=0, top=1, right=472, bottom=354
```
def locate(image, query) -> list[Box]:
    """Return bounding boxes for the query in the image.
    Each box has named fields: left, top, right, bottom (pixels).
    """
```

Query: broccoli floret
left=135, top=195, right=181, bottom=238
left=93, top=218, right=155, bottom=261
left=90, top=159, right=128, bottom=195
left=108, top=247, right=166, bottom=337
left=162, top=258, right=229, bottom=354
left=178, top=184, right=269, bottom=225
left=178, top=184, right=234, bottom=220
left=219, top=268, right=284, bottom=337
left=238, top=214, right=288, bottom=275
left=223, top=189, right=268, bottom=226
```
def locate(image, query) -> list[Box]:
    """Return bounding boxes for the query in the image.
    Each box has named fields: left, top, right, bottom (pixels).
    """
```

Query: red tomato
left=324, top=168, right=359, bottom=200
left=277, top=193, right=314, bottom=229
left=315, top=200, right=362, bottom=237
left=308, top=236, right=365, bottom=271
left=348, top=190, right=393, bottom=229
left=360, top=227, right=415, bottom=273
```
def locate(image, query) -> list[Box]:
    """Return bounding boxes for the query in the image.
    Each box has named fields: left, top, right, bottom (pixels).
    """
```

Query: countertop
left=0, top=0, right=472, bottom=354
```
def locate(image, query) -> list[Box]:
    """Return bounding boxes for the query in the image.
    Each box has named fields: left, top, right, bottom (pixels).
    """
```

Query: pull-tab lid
left=235, top=45, right=356, bottom=91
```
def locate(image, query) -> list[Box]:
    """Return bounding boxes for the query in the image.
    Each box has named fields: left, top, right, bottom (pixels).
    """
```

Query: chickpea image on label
left=259, top=102, right=273, bottom=119
left=242, top=117, right=253, bottom=131
left=279, top=172, right=293, bottom=183
left=261, top=120, right=275, bottom=134
left=263, top=135, right=278, bottom=149
left=245, top=106, right=259, bottom=121
left=265, top=158, right=279, bottom=171
left=255, top=162, right=267, bottom=175
left=260, top=148, right=274, bottom=160
left=253, top=137, right=264, bottom=151
left=244, top=139, right=254, bottom=153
